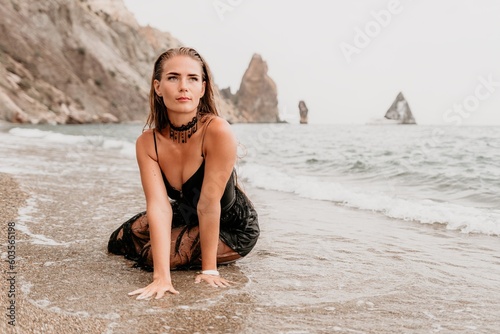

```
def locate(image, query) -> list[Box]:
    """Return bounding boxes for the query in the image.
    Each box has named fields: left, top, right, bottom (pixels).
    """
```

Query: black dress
left=108, top=128, right=259, bottom=270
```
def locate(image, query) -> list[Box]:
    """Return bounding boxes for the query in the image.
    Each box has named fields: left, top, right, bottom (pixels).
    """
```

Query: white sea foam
left=9, top=127, right=88, bottom=144
left=17, top=197, right=72, bottom=246
left=240, top=163, right=500, bottom=236
left=26, top=295, right=121, bottom=320
left=8, top=127, right=136, bottom=158
left=21, top=280, right=33, bottom=294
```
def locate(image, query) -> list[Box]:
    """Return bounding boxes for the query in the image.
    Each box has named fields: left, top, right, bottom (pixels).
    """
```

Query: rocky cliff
left=222, top=54, right=280, bottom=123
left=0, top=0, right=243, bottom=124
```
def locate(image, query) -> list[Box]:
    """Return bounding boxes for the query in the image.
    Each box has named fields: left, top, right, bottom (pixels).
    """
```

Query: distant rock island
left=298, top=100, right=308, bottom=124
left=0, top=0, right=280, bottom=124
left=385, top=92, right=416, bottom=124
left=368, top=92, right=417, bottom=125
left=221, top=54, right=280, bottom=123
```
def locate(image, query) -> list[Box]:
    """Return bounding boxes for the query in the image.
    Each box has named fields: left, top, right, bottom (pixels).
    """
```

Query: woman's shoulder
left=203, top=115, right=232, bottom=136
left=136, top=128, right=154, bottom=144
left=135, top=129, right=157, bottom=158
left=202, top=116, right=236, bottom=155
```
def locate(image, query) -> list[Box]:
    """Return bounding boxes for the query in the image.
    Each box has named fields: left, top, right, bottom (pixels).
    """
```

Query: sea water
left=234, top=123, right=500, bottom=235
left=3, top=123, right=498, bottom=236
left=1, top=122, right=500, bottom=333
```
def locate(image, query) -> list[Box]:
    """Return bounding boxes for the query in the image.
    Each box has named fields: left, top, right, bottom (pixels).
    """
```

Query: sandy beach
left=1, top=124, right=500, bottom=333
left=1, top=173, right=108, bottom=333
left=0, top=170, right=260, bottom=334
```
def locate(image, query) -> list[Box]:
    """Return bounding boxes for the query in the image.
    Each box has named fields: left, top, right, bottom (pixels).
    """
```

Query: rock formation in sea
left=384, top=92, right=416, bottom=124
left=298, top=100, right=308, bottom=124
left=0, top=0, right=245, bottom=124
left=222, top=54, right=281, bottom=123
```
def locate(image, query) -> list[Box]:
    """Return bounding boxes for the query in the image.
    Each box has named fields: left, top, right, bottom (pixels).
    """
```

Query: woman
left=108, top=47, right=259, bottom=299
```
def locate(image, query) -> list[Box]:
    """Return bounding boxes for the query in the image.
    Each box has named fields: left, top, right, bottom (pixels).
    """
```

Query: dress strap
left=153, top=130, right=159, bottom=162
left=201, top=117, right=216, bottom=157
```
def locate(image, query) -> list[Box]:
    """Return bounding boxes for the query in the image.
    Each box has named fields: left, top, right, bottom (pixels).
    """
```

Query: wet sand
left=0, top=172, right=258, bottom=334
left=1, top=129, right=500, bottom=333
left=1, top=173, right=107, bottom=333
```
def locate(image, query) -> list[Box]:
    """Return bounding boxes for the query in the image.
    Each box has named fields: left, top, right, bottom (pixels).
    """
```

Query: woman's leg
left=140, top=225, right=241, bottom=269
left=170, top=226, right=241, bottom=268
left=109, top=212, right=241, bottom=269
left=108, top=211, right=149, bottom=261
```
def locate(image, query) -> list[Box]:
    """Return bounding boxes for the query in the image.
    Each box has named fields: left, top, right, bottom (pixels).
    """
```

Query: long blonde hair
left=145, top=47, right=219, bottom=131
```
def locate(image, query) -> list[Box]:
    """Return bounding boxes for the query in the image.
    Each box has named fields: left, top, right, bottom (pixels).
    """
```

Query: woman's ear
left=153, top=79, right=162, bottom=97
left=200, top=80, right=206, bottom=98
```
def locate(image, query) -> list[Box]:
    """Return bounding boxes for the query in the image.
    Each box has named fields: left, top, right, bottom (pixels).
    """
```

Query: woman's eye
left=188, top=77, right=198, bottom=82
left=167, top=76, right=178, bottom=81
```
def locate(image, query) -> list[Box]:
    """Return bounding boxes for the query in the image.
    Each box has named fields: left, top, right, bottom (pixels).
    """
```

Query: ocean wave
left=8, top=127, right=136, bottom=158
left=240, top=163, right=500, bottom=236
left=9, top=127, right=89, bottom=143
left=5, top=125, right=499, bottom=237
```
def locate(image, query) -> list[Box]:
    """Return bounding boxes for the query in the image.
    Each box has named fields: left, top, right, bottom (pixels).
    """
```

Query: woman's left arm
left=196, top=117, right=237, bottom=287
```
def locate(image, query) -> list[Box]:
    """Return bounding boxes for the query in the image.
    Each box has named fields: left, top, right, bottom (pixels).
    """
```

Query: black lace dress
left=108, top=131, right=259, bottom=270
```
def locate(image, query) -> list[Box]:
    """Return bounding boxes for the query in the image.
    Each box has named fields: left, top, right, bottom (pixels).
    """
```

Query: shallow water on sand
left=1, top=126, right=500, bottom=333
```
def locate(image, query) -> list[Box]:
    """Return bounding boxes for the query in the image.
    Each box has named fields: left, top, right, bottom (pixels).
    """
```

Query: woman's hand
left=128, top=278, right=179, bottom=300
left=194, top=273, right=232, bottom=288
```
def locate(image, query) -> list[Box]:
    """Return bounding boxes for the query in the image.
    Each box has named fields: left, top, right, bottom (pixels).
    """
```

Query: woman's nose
left=178, top=78, right=188, bottom=91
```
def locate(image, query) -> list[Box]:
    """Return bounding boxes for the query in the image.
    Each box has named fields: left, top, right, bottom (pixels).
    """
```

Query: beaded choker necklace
left=168, top=116, right=198, bottom=143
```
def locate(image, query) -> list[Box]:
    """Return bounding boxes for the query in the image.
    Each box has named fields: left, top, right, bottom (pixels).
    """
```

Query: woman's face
left=154, top=55, right=206, bottom=117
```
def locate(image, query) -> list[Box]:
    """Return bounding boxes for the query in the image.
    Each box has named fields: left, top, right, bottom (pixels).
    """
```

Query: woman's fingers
left=134, top=288, right=153, bottom=300
left=130, top=274, right=233, bottom=299
left=137, top=289, right=155, bottom=300
left=128, top=288, right=145, bottom=296
left=219, top=279, right=232, bottom=287
left=194, top=274, right=234, bottom=288
left=154, top=290, right=165, bottom=300
left=128, top=283, right=179, bottom=300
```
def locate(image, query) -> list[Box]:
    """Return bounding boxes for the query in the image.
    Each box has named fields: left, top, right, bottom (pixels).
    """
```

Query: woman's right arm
left=128, top=131, right=179, bottom=299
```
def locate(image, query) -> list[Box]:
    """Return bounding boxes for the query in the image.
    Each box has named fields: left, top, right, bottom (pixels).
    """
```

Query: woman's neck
left=168, top=112, right=198, bottom=127
left=166, top=112, right=199, bottom=144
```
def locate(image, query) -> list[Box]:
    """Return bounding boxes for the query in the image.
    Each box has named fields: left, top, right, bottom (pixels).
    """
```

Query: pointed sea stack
left=233, top=54, right=280, bottom=123
left=384, top=92, right=416, bottom=124
left=298, top=100, right=308, bottom=124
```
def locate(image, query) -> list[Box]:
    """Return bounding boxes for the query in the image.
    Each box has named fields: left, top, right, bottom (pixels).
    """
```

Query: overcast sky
left=123, top=0, right=500, bottom=125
